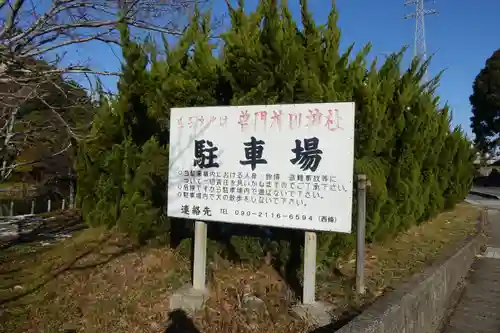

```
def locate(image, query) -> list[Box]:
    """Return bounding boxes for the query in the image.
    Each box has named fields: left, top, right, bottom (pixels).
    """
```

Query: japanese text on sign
left=167, top=103, right=355, bottom=233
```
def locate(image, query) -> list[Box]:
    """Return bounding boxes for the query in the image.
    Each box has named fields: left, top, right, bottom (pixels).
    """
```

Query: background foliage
left=470, top=48, right=500, bottom=157
left=0, top=56, right=94, bottom=184
left=76, top=0, right=475, bottom=271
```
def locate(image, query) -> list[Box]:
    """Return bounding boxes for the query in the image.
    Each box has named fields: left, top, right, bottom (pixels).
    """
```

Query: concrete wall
left=336, top=232, right=485, bottom=333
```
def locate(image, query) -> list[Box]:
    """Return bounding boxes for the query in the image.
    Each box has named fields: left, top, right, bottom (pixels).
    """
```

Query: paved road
left=442, top=202, right=500, bottom=333
left=466, top=194, right=500, bottom=210
left=470, top=186, right=500, bottom=199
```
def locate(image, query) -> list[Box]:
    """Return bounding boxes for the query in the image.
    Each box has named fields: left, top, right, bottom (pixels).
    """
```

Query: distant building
left=473, top=148, right=498, bottom=165
left=475, top=157, right=500, bottom=177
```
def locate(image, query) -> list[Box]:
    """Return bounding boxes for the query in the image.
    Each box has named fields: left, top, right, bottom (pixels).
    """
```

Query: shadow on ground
left=164, top=309, right=200, bottom=333
left=0, top=232, right=137, bottom=305
left=170, top=219, right=306, bottom=300
left=0, top=210, right=86, bottom=250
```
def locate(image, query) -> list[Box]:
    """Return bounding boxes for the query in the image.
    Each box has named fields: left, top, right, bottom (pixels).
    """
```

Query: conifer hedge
left=76, top=0, right=475, bottom=264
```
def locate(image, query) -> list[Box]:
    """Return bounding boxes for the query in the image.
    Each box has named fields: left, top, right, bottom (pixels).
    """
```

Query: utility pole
left=404, top=0, right=438, bottom=81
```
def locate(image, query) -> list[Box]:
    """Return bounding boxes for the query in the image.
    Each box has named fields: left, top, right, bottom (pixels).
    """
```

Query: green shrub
left=76, top=1, right=475, bottom=265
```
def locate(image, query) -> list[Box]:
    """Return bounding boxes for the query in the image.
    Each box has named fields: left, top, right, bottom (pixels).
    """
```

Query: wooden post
left=356, top=174, right=369, bottom=295
left=69, top=177, right=75, bottom=209
left=61, top=199, right=66, bottom=210
left=9, top=201, right=14, bottom=216
left=193, top=220, right=207, bottom=291
left=47, top=199, right=51, bottom=212
left=303, top=231, right=317, bottom=305
left=30, top=200, right=35, bottom=215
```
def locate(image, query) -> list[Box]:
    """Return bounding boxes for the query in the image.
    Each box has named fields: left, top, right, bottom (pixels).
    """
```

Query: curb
left=332, top=211, right=487, bottom=333
left=469, top=190, right=500, bottom=200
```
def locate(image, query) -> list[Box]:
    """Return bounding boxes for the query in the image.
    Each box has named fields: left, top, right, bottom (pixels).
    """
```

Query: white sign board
left=167, top=103, right=355, bottom=233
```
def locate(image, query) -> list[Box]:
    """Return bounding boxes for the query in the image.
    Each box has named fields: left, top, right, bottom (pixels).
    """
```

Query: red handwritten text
left=306, top=108, right=323, bottom=127
left=220, top=116, right=228, bottom=128
left=208, top=116, right=217, bottom=126
left=288, top=113, right=302, bottom=130
left=254, top=111, right=268, bottom=130
left=270, top=110, right=283, bottom=130
left=325, top=109, right=343, bottom=131
left=238, top=110, right=250, bottom=131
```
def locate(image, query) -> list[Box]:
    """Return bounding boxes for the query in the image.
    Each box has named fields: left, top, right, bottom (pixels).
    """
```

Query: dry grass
left=0, top=228, right=191, bottom=333
left=196, top=261, right=307, bottom=333
left=0, top=203, right=482, bottom=333
left=316, top=203, right=483, bottom=325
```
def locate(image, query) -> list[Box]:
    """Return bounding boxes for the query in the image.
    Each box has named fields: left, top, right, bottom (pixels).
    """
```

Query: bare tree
left=0, top=0, right=202, bottom=182
left=0, top=0, right=199, bottom=71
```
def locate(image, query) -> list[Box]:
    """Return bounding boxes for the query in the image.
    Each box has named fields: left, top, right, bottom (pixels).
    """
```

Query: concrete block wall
left=336, top=233, right=485, bottom=333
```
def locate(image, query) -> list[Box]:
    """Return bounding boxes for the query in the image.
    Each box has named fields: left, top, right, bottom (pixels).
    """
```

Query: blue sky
left=72, top=0, right=500, bottom=138
left=325, top=0, right=500, bottom=138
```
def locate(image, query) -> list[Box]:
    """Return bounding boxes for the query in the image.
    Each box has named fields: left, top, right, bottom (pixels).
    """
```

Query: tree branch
left=0, top=0, right=205, bottom=182
left=0, top=0, right=26, bottom=38
left=1, top=142, right=73, bottom=181
left=23, top=27, right=116, bottom=57
left=0, top=67, right=120, bottom=84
